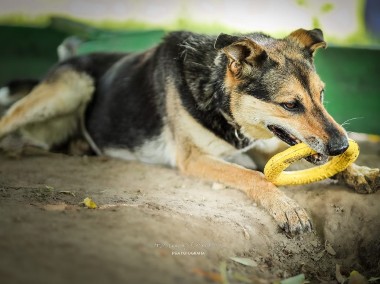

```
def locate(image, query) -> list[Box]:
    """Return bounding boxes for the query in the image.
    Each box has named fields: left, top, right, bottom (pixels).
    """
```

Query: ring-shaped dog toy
left=264, top=139, right=359, bottom=186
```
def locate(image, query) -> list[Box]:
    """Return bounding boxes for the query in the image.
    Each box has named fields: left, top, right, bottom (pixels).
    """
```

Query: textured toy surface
left=264, top=139, right=360, bottom=186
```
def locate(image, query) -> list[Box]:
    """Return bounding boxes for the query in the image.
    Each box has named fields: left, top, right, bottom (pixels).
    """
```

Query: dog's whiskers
left=341, top=117, right=363, bottom=127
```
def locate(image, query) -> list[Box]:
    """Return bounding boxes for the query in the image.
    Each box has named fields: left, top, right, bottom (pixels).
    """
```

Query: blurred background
left=0, top=0, right=379, bottom=134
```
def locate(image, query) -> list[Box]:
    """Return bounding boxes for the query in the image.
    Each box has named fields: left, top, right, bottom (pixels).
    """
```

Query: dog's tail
left=57, top=36, right=83, bottom=61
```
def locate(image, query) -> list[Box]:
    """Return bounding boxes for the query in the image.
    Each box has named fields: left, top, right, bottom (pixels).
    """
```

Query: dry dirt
left=0, top=138, right=380, bottom=284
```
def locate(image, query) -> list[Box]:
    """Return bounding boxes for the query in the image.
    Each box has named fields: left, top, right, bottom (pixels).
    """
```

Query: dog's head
left=215, top=28, right=348, bottom=163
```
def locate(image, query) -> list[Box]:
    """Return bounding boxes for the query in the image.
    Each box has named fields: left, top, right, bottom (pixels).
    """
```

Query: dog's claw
left=267, top=194, right=312, bottom=234
left=335, top=164, right=380, bottom=194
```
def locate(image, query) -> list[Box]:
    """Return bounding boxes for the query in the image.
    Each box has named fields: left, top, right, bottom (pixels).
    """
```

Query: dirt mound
left=0, top=140, right=379, bottom=283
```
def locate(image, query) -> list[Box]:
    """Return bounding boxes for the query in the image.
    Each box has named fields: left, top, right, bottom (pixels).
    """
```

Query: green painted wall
left=315, top=47, right=380, bottom=135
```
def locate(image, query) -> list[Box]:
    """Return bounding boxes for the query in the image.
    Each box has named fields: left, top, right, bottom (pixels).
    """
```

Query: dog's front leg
left=177, top=147, right=312, bottom=234
left=334, top=164, right=380, bottom=194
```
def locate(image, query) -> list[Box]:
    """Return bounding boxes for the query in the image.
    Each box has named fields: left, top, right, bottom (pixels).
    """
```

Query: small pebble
left=211, top=182, right=225, bottom=190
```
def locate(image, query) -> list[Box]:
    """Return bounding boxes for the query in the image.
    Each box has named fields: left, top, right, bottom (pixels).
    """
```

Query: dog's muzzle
left=267, top=125, right=329, bottom=165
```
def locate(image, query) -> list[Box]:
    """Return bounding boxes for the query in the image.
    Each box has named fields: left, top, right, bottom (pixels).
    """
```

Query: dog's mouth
left=267, top=125, right=327, bottom=165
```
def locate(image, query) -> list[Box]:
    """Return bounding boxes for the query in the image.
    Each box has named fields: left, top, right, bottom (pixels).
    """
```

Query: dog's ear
left=215, top=33, right=267, bottom=64
left=214, top=33, right=242, bottom=50
left=287, top=28, right=327, bottom=55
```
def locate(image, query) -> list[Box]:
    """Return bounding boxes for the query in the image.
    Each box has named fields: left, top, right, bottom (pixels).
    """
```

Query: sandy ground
left=0, top=139, right=380, bottom=284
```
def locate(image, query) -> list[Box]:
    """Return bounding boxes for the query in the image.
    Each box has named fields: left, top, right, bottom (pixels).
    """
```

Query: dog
left=0, top=28, right=379, bottom=233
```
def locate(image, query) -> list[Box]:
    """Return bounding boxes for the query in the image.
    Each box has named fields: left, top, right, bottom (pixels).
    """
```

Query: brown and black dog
left=0, top=28, right=379, bottom=233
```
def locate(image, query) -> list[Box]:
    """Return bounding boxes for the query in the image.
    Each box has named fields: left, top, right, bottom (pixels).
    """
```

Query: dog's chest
left=103, top=126, right=176, bottom=167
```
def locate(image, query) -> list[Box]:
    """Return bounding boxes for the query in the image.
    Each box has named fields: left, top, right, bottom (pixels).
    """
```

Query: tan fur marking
left=166, top=81, right=236, bottom=160
left=225, top=66, right=242, bottom=90
left=229, top=61, right=241, bottom=76
left=277, top=75, right=329, bottom=140
left=287, top=29, right=326, bottom=52
left=165, top=80, right=311, bottom=232
left=226, top=66, right=346, bottom=155
left=289, top=29, right=316, bottom=48
left=278, top=74, right=346, bottom=146
left=229, top=92, right=275, bottom=139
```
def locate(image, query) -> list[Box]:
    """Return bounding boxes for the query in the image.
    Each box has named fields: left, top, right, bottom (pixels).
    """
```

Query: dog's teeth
left=310, top=153, right=321, bottom=161
left=288, top=133, right=299, bottom=143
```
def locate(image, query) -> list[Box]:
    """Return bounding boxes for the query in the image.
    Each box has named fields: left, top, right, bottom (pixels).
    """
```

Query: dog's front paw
left=271, top=195, right=312, bottom=234
left=334, top=164, right=380, bottom=194
left=256, top=186, right=312, bottom=234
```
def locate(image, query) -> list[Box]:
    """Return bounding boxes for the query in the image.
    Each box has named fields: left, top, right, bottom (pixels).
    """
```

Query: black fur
left=55, top=32, right=256, bottom=150
left=37, top=31, right=329, bottom=152
left=5, top=79, right=40, bottom=95
left=85, top=51, right=165, bottom=149
left=49, top=53, right=126, bottom=81
left=162, top=32, right=254, bottom=149
left=47, top=52, right=165, bottom=149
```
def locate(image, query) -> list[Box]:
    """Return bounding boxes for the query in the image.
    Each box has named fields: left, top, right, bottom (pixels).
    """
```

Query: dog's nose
left=327, top=138, right=349, bottom=156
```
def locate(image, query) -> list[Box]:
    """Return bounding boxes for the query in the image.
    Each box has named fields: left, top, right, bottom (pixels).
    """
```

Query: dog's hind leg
left=0, top=67, right=95, bottom=149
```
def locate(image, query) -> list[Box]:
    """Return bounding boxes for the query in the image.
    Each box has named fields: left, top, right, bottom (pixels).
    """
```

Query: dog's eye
left=320, top=89, right=325, bottom=102
left=281, top=102, right=299, bottom=111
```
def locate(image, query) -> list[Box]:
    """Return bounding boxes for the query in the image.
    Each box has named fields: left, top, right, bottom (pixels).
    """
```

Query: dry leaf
left=280, top=273, right=305, bottom=284
left=325, top=241, right=336, bottom=256
left=45, top=185, right=54, bottom=191
left=59, top=191, right=76, bottom=197
left=220, top=261, right=230, bottom=284
left=83, top=197, right=98, bottom=209
left=230, top=257, right=257, bottom=267
left=348, top=270, right=368, bottom=284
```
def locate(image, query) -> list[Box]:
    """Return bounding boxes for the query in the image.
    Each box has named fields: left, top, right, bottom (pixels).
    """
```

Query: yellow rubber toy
left=264, top=139, right=359, bottom=186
